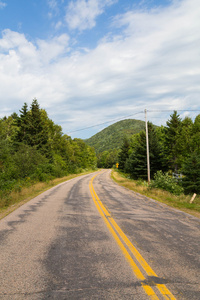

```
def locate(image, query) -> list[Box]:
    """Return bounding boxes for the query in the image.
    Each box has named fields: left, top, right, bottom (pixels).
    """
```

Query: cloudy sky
left=0, top=0, right=199, bottom=139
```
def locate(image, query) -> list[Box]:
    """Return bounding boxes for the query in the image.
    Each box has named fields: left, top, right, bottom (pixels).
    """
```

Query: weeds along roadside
left=1, top=169, right=199, bottom=220
left=111, top=169, right=200, bottom=219
left=0, top=169, right=97, bottom=220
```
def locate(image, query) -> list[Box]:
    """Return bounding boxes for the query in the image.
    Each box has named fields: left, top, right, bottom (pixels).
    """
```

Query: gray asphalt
left=0, top=170, right=199, bottom=299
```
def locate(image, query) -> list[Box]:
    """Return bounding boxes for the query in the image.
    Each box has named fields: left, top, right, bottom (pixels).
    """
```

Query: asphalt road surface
left=0, top=170, right=199, bottom=300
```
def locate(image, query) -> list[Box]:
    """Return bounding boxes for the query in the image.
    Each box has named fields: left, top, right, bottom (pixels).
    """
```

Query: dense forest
left=98, top=111, right=200, bottom=195
left=85, top=119, right=146, bottom=153
left=0, top=99, right=97, bottom=203
left=85, top=119, right=150, bottom=171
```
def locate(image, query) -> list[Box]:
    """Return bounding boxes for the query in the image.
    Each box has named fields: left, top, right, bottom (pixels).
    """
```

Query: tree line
left=1, top=103, right=199, bottom=200
left=0, top=99, right=97, bottom=201
left=99, top=111, right=200, bottom=194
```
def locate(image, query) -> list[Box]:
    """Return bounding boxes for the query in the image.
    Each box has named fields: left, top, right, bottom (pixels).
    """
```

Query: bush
left=136, top=179, right=149, bottom=187
left=13, top=144, right=47, bottom=179
left=150, top=170, right=184, bottom=195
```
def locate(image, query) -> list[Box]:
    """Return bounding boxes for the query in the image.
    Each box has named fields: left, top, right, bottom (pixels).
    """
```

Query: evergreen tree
left=181, top=114, right=200, bottom=194
left=28, top=99, right=48, bottom=150
left=15, top=99, right=49, bottom=151
left=125, top=123, right=164, bottom=179
left=191, top=114, right=200, bottom=152
left=163, top=111, right=182, bottom=172
left=118, top=136, right=130, bottom=170
left=15, top=102, right=30, bottom=144
left=182, top=151, right=200, bottom=194
left=176, top=116, right=193, bottom=166
left=125, top=131, right=147, bottom=179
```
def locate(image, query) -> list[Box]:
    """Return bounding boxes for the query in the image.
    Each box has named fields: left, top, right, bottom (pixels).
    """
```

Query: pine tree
left=28, top=98, right=48, bottom=149
left=191, top=114, right=200, bottom=152
left=118, top=136, right=130, bottom=171
left=125, top=130, right=147, bottom=179
left=182, top=151, right=200, bottom=194
left=181, top=114, right=200, bottom=194
left=176, top=116, right=193, bottom=166
left=15, top=102, right=30, bottom=144
left=15, top=99, right=49, bottom=152
left=163, top=111, right=182, bottom=172
left=125, top=123, right=164, bottom=179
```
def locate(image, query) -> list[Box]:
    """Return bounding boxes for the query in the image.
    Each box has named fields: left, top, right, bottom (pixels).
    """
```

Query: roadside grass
left=111, top=169, right=200, bottom=219
left=0, top=170, right=96, bottom=220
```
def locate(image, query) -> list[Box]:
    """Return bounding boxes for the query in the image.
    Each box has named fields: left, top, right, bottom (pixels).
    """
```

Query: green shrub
left=13, top=144, right=47, bottom=179
left=150, top=170, right=184, bottom=195
left=136, top=179, right=149, bottom=187
left=0, top=179, right=17, bottom=191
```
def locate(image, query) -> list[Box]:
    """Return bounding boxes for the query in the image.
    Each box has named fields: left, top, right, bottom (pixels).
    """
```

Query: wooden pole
left=145, top=109, right=150, bottom=184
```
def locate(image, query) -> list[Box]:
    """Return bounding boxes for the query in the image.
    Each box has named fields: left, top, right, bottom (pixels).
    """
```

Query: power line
left=147, top=110, right=200, bottom=119
left=148, top=109, right=200, bottom=112
left=67, top=111, right=144, bottom=134
left=67, top=109, right=200, bottom=134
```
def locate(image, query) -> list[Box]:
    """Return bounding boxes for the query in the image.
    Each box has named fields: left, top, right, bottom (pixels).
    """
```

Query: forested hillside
left=91, top=111, right=200, bottom=195
left=85, top=119, right=157, bottom=170
left=85, top=119, right=146, bottom=153
left=0, top=99, right=97, bottom=207
left=118, top=111, right=200, bottom=195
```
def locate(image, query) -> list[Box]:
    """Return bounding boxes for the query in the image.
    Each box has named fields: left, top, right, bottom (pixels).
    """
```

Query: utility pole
left=145, top=109, right=150, bottom=184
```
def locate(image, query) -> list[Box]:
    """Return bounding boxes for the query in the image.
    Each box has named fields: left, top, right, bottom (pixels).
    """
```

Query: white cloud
left=47, top=0, right=58, bottom=10
left=0, top=29, right=29, bottom=50
left=0, top=30, right=70, bottom=110
left=0, top=30, right=39, bottom=74
left=55, top=21, right=63, bottom=30
left=37, top=34, right=70, bottom=64
left=65, top=0, right=116, bottom=30
left=47, top=0, right=62, bottom=20
left=0, top=0, right=200, bottom=138
left=0, top=1, right=6, bottom=9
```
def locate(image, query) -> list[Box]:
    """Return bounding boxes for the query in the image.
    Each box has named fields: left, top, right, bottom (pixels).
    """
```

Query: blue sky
left=0, top=0, right=200, bottom=138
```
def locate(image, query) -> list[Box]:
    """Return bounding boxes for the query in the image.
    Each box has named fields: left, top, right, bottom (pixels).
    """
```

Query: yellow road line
left=89, top=173, right=177, bottom=300
left=89, top=179, right=159, bottom=299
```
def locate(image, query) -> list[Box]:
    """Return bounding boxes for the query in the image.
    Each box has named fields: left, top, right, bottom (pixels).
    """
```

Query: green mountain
left=85, top=119, right=146, bottom=153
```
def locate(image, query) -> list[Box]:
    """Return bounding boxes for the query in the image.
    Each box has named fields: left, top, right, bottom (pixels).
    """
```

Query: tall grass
left=111, top=170, right=200, bottom=218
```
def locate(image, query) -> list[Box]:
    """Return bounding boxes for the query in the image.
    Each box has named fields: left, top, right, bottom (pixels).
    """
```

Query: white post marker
left=190, top=193, right=197, bottom=204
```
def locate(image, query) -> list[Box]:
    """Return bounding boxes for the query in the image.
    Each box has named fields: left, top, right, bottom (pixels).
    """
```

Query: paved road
left=0, top=170, right=199, bottom=299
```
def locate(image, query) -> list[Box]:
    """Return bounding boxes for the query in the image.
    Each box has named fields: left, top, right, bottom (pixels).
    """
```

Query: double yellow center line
left=89, top=173, right=177, bottom=300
